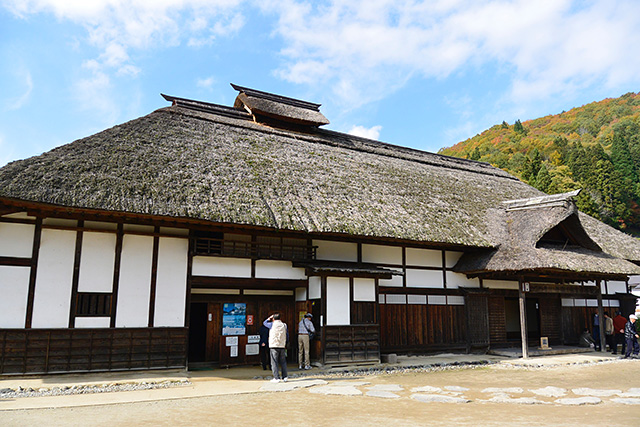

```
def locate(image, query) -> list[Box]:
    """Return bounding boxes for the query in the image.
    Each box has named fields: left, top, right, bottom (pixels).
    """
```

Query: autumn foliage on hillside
left=439, top=92, right=640, bottom=236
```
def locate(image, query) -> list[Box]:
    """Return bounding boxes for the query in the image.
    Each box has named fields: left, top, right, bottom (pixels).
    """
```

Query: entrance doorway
left=187, top=295, right=295, bottom=368
left=505, top=297, right=540, bottom=341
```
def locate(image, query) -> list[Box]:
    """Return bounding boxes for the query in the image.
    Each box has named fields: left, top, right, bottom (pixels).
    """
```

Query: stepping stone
left=329, top=381, right=370, bottom=387
left=483, top=394, right=548, bottom=405
left=571, top=388, right=621, bottom=397
left=260, top=379, right=327, bottom=392
left=530, top=386, right=567, bottom=397
left=411, top=386, right=442, bottom=393
left=368, top=384, right=403, bottom=392
left=610, top=398, right=640, bottom=405
left=310, top=385, right=362, bottom=396
left=481, top=387, right=524, bottom=394
left=618, top=388, right=640, bottom=398
left=556, top=397, right=601, bottom=405
left=444, top=386, right=469, bottom=392
left=411, top=393, right=470, bottom=404
left=366, top=390, right=401, bottom=399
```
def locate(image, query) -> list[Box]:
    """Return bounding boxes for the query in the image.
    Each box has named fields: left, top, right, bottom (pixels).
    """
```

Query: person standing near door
left=264, top=313, right=289, bottom=382
left=259, top=323, right=270, bottom=371
left=298, top=313, right=315, bottom=370
left=612, top=311, right=627, bottom=355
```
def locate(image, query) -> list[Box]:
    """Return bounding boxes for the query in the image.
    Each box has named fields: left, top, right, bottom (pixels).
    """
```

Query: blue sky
left=2, top=0, right=640, bottom=167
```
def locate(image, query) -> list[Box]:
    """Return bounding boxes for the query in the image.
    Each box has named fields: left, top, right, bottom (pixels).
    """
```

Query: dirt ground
left=2, top=360, right=640, bottom=427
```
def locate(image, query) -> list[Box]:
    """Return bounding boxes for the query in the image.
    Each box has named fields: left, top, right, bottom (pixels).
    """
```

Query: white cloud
left=197, top=76, right=216, bottom=89
left=263, top=0, right=640, bottom=107
left=348, top=125, right=382, bottom=140
left=6, top=70, right=33, bottom=111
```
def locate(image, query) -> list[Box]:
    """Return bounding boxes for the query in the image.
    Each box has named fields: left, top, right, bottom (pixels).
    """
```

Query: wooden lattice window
left=76, top=292, right=112, bottom=316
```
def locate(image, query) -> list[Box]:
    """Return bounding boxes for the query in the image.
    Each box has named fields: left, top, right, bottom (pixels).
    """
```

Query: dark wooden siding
left=539, top=296, right=562, bottom=344
left=379, top=304, right=466, bottom=352
left=465, top=294, right=489, bottom=347
left=0, top=327, right=187, bottom=375
left=488, top=296, right=507, bottom=345
left=324, top=325, right=379, bottom=363
left=561, top=306, right=592, bottom=345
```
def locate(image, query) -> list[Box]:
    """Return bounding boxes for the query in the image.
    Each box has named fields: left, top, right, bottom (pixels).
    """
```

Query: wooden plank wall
left=561, top=306, right=592, bottom=345
left=539, top=297, right=562, bottom=344
left=324, top=325, right=379, bottom=363
left=0, top=327, right=187, bottom=375
left=488, top=296, right=507, bottom=345
left=379, top=304, right=466, bottom=352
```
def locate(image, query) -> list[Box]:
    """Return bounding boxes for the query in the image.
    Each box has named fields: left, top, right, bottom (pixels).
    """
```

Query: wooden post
left=596, top=282, right=605, bottom=352
left=519, top=280, right=529, bottom=359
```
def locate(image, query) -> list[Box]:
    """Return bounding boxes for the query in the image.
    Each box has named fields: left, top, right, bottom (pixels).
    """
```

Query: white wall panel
left=362, top=244, right=402, bottom=265
left=0, top=222, right=35, bottom=258
left=353, top=278, right=375, bottom=301
left=609, top=299, right=620, bottom=307
left=574, top=299, right=586, bottom=307
left=75, top=317, right=110, bottom=328
left=154, top=237, right=188, bottom=327
left=116, top=235, right=153, bottom=327
left=447, top=295, right=465, bottom=305
left=407, top=294, right=427, bottom=305
left=586, top=299, right=598, bottom=307
left=446, top=271, right=480, bottom=289
left=406, top=248, right=441, bottom=267
left=561, top=298, right=574, bottom=307
left=255, top=260, right=306, bottom=280
left=607, top=281, right=628, bottom=294
left=386, top=294, right=407, bottom=304
left=406, top=269, right=443, bottom=288
left=326, top=277, right=350, bottom=325
left=0, top=266, right=30, bottom=328
left=309, top=277, right=321, bottom=299
left=483, top=280, right=519, bottom=290
left=314, top=240, right=357, bottom=262
left=78, top=232, right=116, bottom=292
left=379, top=268, right=404, bottom=287
left=32, top=229, right=76, bottom=328
left=192, top=257, right=251, bottom=277
left=428, top=295, right=447, bottom=305
left=295, top=287, right=307, bottom=301
left=445, top=251, right=464, bottom=268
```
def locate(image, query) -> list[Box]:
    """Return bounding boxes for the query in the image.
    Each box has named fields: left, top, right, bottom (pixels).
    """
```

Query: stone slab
left=366, top=390, right=401, bottom=399
left=309, top=385, right=362, bottom=396
left=571, top=387, right=621, bottom=397
left=530, top=386, right=567, bottom=397
left=555, top=397, right=602, bottom=405
left=411, top=393, right=470, bottom=404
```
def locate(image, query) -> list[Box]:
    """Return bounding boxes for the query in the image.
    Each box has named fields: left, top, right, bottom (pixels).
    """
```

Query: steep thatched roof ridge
left=0, top=99, right=639, bottom=268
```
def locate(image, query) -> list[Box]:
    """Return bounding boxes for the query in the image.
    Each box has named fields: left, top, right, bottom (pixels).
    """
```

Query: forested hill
left=438, top=92, right=640, bottom=236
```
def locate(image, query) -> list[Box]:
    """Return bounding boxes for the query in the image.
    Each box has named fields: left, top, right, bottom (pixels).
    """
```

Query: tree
left=501, top=121, right=509, bottom=129
left=514, top=119, right=526, bottom=134
left=535, top=165, right=551, bottom=193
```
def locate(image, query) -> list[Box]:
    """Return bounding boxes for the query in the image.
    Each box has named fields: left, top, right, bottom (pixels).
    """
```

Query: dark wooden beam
left=24, top=217, right=42, bottom=329
left=110, top=223, right=124, bottom=328
left=148, top=227, right=160, bottom=327
left=0, top=256, right=31, bottom=267
left=68, top=221, right=84, bottom=328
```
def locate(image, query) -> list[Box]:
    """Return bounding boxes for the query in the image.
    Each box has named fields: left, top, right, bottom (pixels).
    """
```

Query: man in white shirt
left=298, top=313, right=315, bottom=370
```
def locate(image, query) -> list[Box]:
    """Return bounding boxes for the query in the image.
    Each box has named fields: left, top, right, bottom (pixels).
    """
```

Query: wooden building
left=1, top=84, right=639, bottom=374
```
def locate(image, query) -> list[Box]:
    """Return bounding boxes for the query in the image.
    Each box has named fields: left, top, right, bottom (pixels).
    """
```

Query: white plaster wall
left=314, top=240, right=357, bottom=262
left=385, top=294, right=407, bottom=304
left=31, top=229, right=76, bottom=328
left=362, top=244, right=402, bottom=265
left=192, top=257, right=251, bottom=277
left=0, top=266, right=30, bottom=328
left=123, top=224, right=154, bottom=233
left=607, top=281, right=628, bottom=294
left=609, top=299, right=620, bottom=307
left=407, top=294, right=427, bottom=304
left=428, top=295, right=447, bottom=305
left=561, top=298, right=574, bottom=307
left=159, top=227, right=189, bottom=236
left=154, top=237, right=188, bottom=327
left=78, top=232, right=116, bottom=292
left=405, top=248, right=441, bottom=267
left=379, top=268, right=404, bottom=287
left=326, top=277, right=350, bottom=325
left=42, top=218, right=76, bottom=227
left=406, top=269, right=443, bottom=288
left=75, top=317, right=110, bottom=328
left=483, top=280, right=519, bottom=290
left=445, top=251, right=464, bottom=268
left=84, top=221, right=117, bottom=231
left=447, top=295, right=465, bottom=305
left=446, top=271, right=480, bottom=289
left=309, top=277, right=321, bottom=299
left=295, top=287, right=307, bottom=301
left=0, top=222, right=35, bottom=258
left=116, top=235, right=153, bottom=327
left=586, top=299, right=598, bottom=307
left=353, top=278, right=375, bottom=301
left=255, top=260, right=306, bottom=280
left=574, top=299, right=586, bottom=307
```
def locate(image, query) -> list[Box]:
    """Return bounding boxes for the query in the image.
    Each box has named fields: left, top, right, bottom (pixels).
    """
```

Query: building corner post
left=518, top=279, right=529, bottom=359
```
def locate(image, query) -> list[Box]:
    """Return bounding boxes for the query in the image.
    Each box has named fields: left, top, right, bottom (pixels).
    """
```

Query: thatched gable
left=454, top=191, right=640, bottom=277
left=1, top=89, right=640, bottom=277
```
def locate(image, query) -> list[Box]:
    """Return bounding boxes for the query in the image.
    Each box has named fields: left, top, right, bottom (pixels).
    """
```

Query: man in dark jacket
left=259, top=324, right=270, bottom=370
left=624, top=314, right=639, bottom=358
left=612, top=311, right=627, bottom=355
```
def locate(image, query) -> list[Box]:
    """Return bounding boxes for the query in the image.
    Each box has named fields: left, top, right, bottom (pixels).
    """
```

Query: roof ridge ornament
left=502, top=189, right=581, bottom=212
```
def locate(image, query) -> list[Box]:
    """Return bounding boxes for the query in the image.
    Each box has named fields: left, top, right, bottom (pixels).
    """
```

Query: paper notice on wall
left=247, top=335, right=260, bottom=344
left=226, top=336, right=239, bottom=347
left=230, top=345, right=238, bottom=357
left=246, top=344, right=259, bottom=355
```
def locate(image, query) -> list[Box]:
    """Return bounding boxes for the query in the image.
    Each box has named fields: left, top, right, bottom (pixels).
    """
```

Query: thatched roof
left=454, top=191, right=640, bottom=276
left=1, top=88, right=639, bottom=277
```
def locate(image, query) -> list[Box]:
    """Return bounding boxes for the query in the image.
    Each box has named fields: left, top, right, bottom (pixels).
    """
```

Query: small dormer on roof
left=231, top=83, right=330, bottom=128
